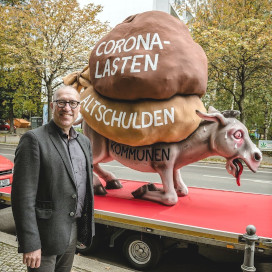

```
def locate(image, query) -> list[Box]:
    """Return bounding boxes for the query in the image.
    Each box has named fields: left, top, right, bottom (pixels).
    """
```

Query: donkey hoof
left=94, top=184, right=107, bottom=195
left=176, top=188, right=189, bottom=197
left=147, top=183, right=160, bottom=191
left=132, top=185, right=148, bottom=199
left=105, top=179, right=123, bottom=189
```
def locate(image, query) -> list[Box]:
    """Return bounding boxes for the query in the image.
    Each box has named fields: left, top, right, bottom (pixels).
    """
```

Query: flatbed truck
left=1, top=179, right=271, bottom=270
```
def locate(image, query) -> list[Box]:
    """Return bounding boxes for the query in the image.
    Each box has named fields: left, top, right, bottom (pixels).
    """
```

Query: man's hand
left=23, top=249, right=41, bottom=268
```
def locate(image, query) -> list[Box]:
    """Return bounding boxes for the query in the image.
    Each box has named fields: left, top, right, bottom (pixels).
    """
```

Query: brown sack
left=80, top=85, right=206, bottom=146
left=89, top=11, right=208, bottom=101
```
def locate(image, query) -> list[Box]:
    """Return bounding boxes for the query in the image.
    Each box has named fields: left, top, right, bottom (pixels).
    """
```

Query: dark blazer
left=11, top=120, right=94, bottom=255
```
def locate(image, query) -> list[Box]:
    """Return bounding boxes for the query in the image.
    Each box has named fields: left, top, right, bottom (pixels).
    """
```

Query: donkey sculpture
left=83, top=106, right=262, bottom=205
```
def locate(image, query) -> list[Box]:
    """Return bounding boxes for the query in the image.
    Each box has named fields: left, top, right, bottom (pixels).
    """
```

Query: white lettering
left=104, top=40, right=115, bottom=54
left=144, top=54, right=159, bottom=71
left=103, top=109, right=112, bottom=126
left=85, top=97, right=94, bottom=113
left=95, top=33, right=165, bottom=57
left=124, top=36, right=137, bottom=52
left=95, top=61, right=102, bottom=78
left=150, top=33, right=163, bottom=50
left=121, top=112, right=133, bottom=129
left=81, top=95, right=91, bottom=108
left=121, top=56, right=132, bottom=73
left=111, top=111, right=123, bottom=127
left=164, top=107, right=175, bottom=124
left=132, top=112, right=141, bottom=129
left=90, top=100, right=101, bottom=116
left=83, top=98, right=176, bottom=129
left=154, top=110, right=163, bottom=126
left=131, top=55, right=144, bottom=73
left=142, top=112, right=153, bottom=128
left=136, top=33, right=151, bottom=50
left=95, top=105, right=106, bottom=121
left=113, top=39, right=125, bottom=54
left=96, top=41, right=106, bottom=56
left=103, top=59, right=111, bottom=77
left=111, top=57, right=120, bottom=76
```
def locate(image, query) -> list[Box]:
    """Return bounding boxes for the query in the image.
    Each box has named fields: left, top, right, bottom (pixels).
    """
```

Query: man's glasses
left=53, top=100, right=80, bottom=109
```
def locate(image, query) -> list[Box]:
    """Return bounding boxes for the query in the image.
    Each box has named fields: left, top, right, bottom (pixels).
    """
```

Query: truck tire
left=123, top=234, right=162, bottom=270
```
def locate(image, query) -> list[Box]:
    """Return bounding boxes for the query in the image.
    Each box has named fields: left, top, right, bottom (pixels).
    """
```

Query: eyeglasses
left=53, top=100, right=80, bottom=109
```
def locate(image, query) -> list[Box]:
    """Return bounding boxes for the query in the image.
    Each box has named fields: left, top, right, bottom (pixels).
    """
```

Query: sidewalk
left=0, top=232, right=133, bottom=272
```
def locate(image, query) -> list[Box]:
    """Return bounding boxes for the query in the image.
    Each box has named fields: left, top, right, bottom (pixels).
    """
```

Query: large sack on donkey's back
left=80, top=85, right=206, bottom=146
left=89, top=10, right=208, bottom=101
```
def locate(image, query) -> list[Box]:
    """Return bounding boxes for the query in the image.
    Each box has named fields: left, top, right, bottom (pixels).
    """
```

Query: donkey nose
left=253, top=151, right=262, bottom=162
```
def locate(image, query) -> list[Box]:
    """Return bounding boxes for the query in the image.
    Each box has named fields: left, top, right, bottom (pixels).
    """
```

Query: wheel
left=123, top=234, right=162, bottom=270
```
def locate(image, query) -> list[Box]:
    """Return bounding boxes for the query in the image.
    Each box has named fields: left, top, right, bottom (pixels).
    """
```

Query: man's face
left=51, top=88, right=80, bottom=132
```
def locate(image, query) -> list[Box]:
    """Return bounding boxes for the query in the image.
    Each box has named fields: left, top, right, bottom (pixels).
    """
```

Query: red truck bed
left=1, top=179, right=272, bottom=253
left=95, top=179, right=272, bottom=239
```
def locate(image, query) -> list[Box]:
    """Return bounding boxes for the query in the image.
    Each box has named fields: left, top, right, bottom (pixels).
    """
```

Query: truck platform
left=1, top=179, right=272, bottom=269
left=94, top=179, right=272, bottom=255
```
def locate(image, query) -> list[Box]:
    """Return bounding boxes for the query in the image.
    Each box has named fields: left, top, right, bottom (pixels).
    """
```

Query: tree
left=1, top=0, right=109, bottom=121
left=176, top=0, right=272, bottom=131
left=246, top=71, right=272, bottom=140
left=0, top=66, right=42, bottom=132
left=0, top=0, right=42, bottom=130
left=0, top=0, right=25, bottom=5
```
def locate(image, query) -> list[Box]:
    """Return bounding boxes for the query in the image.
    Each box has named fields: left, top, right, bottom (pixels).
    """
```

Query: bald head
left=51, top=85, right=81, bottom=134
left=53, top=86, right=80, bottom=101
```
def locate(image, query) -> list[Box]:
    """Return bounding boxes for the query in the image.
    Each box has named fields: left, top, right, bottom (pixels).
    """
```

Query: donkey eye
left=234, top=130, right=243, bottom=139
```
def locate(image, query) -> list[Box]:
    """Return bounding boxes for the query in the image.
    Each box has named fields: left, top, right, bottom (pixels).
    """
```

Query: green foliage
left=74, top=127, right=83, bottom=134
left=0, top=0, right=25, bottom=5
left=176, top=0, right=272, bottom=139
left=0, top=67, right=42, bottom=121
left=0, top=0, right=109, bottom=122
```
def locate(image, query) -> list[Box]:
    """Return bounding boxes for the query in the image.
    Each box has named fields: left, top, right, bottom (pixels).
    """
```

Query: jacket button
left=69, top=212, right=75, bottom=217
left=72, top=194, right=77, bottom=199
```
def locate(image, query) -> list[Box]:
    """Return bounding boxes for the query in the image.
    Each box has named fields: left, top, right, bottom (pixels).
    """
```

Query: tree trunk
left=46, top=83, right=53, bottom=123
left=8, top=99, right=15, bottom=134
left=231, top=76, right=237, bottom=110
left=264, top=102, right=272, bottom=140
left=238, top=67, right=246, bottom=124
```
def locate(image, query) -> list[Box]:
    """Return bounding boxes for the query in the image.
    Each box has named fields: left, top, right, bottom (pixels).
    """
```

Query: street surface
left=0, top=143, right=271, bottom=271
left=1, top=144, right=271, bottom=195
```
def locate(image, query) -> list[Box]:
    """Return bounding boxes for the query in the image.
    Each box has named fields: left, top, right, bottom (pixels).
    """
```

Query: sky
left=79, top=0, right=154, bottom=27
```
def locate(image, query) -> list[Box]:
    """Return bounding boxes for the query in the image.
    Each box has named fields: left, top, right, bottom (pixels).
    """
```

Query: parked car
left=0, top=122, right=10, bottom=131
left=0, top=155, right=13, bottom=187
left=0, top=121, right=16, bottom=131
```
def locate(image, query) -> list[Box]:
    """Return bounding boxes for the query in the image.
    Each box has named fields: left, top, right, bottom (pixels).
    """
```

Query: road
left=0, top=145, right=15, bottom=162
left=1, top=144, right=271, bottom=196
left=1, top=144, right=271, bottom=271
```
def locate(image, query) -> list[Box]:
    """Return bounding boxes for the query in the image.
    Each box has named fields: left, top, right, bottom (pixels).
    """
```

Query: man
left=11, top=86, right=94, bottom=272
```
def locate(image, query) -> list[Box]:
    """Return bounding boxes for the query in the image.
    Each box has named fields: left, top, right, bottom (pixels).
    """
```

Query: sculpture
left=63, top=11, right=262, bottom=205
left=83, top=106, right=262, bottom=206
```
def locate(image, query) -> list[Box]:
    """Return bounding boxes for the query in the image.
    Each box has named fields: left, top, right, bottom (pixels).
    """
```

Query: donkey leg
left=132, top=167, right=178, bottom=205
left=173, top=169, right=189, bottom=197
left=93, top=164, right=123, bottom=189
left=93, top=172, right=107, bottom=195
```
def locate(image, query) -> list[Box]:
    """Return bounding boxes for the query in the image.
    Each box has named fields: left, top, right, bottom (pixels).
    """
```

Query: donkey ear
left=221, top=110, right=240, bottom=118
left=196, top=110, right=228, bottom=126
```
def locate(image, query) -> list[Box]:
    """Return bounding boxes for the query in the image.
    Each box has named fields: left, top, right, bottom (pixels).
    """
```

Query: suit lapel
left=48, top=121, right=75, bottom=185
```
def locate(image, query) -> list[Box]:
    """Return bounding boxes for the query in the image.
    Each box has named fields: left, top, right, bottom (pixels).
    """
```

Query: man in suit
left=11, top=86, right=94, bottom=272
